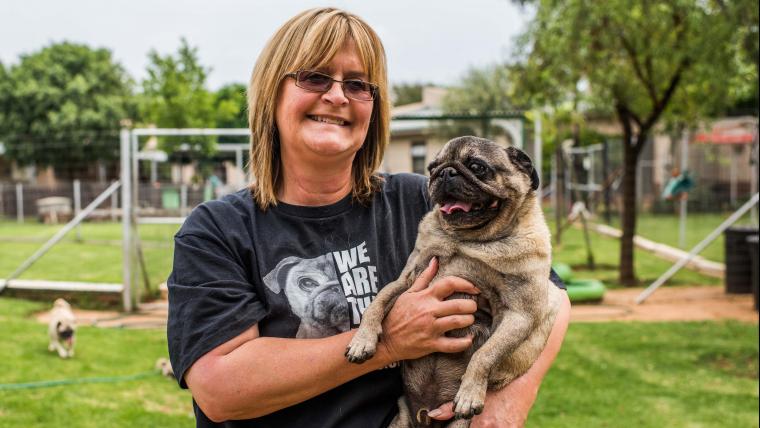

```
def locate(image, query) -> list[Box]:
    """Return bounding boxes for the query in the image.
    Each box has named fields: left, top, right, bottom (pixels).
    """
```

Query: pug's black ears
left=506, top=146, right=540, bottom=191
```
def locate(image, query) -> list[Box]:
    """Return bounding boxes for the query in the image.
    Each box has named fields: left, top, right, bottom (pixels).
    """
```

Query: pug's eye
left=298, top=277, right=319, bottom=292
left=469, top=162, right=486, bottom=175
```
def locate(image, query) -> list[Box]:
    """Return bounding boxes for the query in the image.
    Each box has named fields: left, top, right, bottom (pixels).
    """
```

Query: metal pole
left=16, top=183, right=23, bottom=223
left=730, top=146, right=738, bottom=207
left=236, top=148, right=244, bottom=187
left=636, top=192, right=760, bottom=304
left=534, top=114, right=542, bottom=202
left=602, top=140, right=611, bottom=224
left=131, top=132, right=139, bottom=215
left=120, top=129, right=134, bottom=312
left=110, top=181, right=118, bottom=222
left=0, top=183, right=4, bottom=220
left=679, top=131, right=689, bottom=249
left=73, top=179, right=82, bottom=241
left=150, top=161, right=158, bottom=184
left=180, top=184, right=188, bottom=216
left=0, top=181, right=122, bottom=293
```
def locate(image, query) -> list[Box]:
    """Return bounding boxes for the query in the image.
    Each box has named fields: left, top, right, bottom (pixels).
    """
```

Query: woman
left=167, top=7, right=570, bottom=428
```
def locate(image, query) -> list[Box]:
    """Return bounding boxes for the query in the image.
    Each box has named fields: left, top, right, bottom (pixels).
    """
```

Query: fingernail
left=429, top=257, right=436, bottom=267
left=428, top=409, right=442, bottom=417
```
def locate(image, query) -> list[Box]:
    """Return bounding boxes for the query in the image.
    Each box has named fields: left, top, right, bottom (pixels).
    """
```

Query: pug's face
left=263, top=254, right=349, bottom=336
left=427, top=136, right=539, bottom=231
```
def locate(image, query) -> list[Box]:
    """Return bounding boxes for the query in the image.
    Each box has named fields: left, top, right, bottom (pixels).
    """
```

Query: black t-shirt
left=167, top=173, right=431, bottom=428
left=167, top=172, right=565, bottom=428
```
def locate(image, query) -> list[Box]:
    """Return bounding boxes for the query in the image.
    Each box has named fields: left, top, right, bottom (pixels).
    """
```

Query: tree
left=213, top=82, right=248, bottom=142
left=139, top=38, right=216, bottom=158
left=443, top=64, right=518, bottom=114
left=441, top=64, right=521, bottom=138
left=0, top=42, right=134, bottom=172
left=391, top=83, right=426, bottom=106
left=517, top=0, right=755, bottom=285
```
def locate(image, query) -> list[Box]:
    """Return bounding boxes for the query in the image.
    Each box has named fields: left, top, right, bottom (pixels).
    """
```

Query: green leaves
left=139, top=38, right=216, bottom=158
left=0, top=42, right=134, bottom=169
left=520, top=0, right=754, bottom=127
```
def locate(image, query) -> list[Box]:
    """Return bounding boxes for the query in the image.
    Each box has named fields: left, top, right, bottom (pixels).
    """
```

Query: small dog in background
left=155, top=357, right=175, bottom=379
left=48, top=298, right=76, bottom=359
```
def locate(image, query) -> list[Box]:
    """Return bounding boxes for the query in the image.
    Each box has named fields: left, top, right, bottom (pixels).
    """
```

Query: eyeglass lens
left=295, top=70, right=375, bottom=101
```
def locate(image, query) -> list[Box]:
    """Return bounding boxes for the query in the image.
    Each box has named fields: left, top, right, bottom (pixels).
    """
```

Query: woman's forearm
left=187, top=327, right=396, bottom=422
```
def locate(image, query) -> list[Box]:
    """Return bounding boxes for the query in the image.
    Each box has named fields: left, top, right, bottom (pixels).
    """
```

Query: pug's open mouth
left=439, top=199, right=499, bottom=215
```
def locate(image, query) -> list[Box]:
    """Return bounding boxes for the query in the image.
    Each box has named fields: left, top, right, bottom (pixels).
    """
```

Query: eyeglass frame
left=284, top=70, right=378, bottom=101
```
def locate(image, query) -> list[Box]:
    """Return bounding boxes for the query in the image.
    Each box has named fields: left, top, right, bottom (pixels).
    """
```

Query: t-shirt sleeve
left=166, top=201, right=267, bottom=388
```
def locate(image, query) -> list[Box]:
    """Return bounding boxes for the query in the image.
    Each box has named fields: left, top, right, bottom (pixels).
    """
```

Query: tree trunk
left=619, top=137, right=638, bottom=285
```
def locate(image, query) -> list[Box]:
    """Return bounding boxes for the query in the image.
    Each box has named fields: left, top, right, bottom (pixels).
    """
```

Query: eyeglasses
left=285, top=70, right=377, bottom=101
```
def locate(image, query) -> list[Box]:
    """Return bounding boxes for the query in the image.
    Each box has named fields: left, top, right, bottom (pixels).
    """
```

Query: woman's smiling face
left=275, top=40, right=374, bottom=164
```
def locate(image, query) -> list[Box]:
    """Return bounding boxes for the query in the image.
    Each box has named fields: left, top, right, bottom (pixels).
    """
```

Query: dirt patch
left=571, top=286, right=759, bottom=323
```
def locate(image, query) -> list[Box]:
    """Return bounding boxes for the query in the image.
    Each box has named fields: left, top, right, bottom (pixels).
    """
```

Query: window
left=411, top=141, right=427, bottom=175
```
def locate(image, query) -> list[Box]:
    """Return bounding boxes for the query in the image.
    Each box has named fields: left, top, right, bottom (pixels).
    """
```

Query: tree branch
left=618, top=32, right=658, bottom=105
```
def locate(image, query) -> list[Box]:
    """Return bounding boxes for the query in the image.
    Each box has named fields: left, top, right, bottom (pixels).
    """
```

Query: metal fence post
left=16, top=183, right=23, bottom=223
left=120, top=129, right=134, bottom=312
left=110, top=180, right=118, bottom=222
left=180, top=184, right=188, bottom=216
left=73, top=179, right=82, bottom=241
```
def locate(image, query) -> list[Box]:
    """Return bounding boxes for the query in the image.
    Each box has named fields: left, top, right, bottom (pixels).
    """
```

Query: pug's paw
left=345, top=327, right=380, bottom=363
left=453, top=375, right=487, bottom=419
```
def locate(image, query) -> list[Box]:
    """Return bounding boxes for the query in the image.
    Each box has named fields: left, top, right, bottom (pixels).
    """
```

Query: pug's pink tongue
left=440, top=201, right=472, bottom=214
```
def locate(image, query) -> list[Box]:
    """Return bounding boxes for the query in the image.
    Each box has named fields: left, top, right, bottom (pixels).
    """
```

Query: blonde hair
left=247, top=7, right=390, bottom=209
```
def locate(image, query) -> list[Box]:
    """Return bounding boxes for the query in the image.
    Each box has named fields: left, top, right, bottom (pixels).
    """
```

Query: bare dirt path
left=570, top=286, right=758, bottom=323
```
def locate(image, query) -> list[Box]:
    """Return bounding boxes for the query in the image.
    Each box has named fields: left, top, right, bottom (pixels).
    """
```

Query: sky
left=0, top=0, right=534, bottom=90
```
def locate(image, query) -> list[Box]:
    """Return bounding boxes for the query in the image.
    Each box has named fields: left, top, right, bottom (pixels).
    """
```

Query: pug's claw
left=345, top=329, right=379, bottom=363
left=453, top=378, right=486, bottom=419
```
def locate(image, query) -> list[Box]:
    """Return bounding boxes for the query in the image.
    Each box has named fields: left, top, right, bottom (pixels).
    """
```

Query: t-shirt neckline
left=272, top=192, right=355, bottom=219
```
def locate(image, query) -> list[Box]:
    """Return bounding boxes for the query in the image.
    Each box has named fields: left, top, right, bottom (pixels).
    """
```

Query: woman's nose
left=322, top=81, right=349, bottom=105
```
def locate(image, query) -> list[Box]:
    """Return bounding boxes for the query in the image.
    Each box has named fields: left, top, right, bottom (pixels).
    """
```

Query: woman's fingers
left=436, top=335, right=473, bottom=354
left=433, top=298, right=477, bottom=317
left=430, top=275, right=479, bottom=299
left=433, top=314, right=475, bottom=333
left=408, top=257, right=438, bottom=292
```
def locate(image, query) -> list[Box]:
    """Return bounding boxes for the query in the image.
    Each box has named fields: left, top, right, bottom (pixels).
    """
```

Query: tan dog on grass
left=48, top=298, right=76, bottom=359
left=346, top=137, right=562, bottom=427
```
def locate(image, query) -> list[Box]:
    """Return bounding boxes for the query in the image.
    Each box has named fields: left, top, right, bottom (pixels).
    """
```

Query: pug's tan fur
left=48, top=298, right=76, bottom=359
left=346, top=136, right=562, bottom=427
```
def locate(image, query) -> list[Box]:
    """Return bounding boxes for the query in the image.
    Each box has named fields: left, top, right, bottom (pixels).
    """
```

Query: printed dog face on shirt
left=263, top=253, right=349, bottom=338
left=262, top=242, right=382, bottom=338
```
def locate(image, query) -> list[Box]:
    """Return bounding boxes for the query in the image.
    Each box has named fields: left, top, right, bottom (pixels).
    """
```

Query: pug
left=155, top=357, right=175, bottom=379
left=263, top=253, right=350, bottom=338
left=48, top=298, right=77, bottom=359
left=345, top=136, right=563, bottom=427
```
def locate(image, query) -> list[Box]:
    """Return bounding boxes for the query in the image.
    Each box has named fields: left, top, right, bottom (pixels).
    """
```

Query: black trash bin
left=724, top=226, right=757, bottom=294
left=748, top=234, right=759, bottom=311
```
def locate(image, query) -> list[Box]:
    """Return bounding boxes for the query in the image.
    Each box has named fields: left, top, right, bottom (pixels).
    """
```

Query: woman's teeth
left=309, top=115, right=347, bottom=126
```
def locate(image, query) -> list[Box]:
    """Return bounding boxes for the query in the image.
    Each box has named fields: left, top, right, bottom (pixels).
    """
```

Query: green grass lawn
left=0, top=221, right=179, bottom=287
left=1, top=297, right=756, bottom=427
left=549, top=217, right=728, bottom=288
left=0, top=298, right=193, bottom=428
left=531, top=321, right=759, bottom=427
left=601, top=212, right=758, bottom=263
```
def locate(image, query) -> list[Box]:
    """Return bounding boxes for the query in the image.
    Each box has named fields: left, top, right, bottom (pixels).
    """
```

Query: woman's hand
left=380, top=257, right=480, bottom=362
